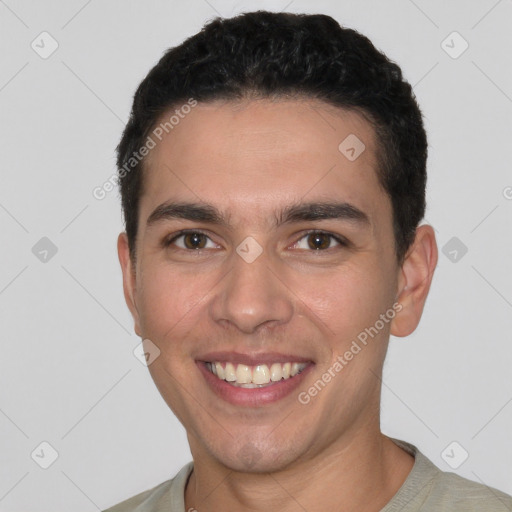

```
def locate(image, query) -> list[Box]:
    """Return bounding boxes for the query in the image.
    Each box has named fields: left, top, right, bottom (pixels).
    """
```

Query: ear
left=391, top=224, right=438, bottom=337
left=117, top=232, right=142, bottom=337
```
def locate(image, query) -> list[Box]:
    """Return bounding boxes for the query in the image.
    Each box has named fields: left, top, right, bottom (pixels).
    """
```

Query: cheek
left=298, top=263, right=387, bottom=334
left=136, top=262, right=206, bottom=340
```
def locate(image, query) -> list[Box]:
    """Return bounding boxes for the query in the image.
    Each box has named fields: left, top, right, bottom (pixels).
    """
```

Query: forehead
left=140, top=98, right=390, bottom=229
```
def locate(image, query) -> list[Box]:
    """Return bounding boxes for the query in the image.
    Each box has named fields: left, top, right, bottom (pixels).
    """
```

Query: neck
left=184, top=430, right=414, bottom=512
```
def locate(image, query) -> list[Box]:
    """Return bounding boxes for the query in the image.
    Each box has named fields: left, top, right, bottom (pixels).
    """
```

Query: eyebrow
left=146, top=200, right=370, bottom=229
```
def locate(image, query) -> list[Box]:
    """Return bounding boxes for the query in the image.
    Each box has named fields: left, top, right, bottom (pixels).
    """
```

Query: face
left=118, top=98, right=435, bottom=473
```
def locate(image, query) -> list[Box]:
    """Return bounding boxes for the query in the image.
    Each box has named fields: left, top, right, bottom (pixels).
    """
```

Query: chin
left=205, top=435, right=305, bottom=474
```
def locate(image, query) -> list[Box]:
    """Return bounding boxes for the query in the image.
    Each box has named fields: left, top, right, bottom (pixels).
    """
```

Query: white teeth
left=224, top=362, right=237, bottom=382
left=235, top=364, right=252, bottom=384
left=253, top=365, right=270, bottom=385
left=215, top=362, right=225, bottom=380
left=207, top=361, right=307, bottom=386
left=270, top=363, right=282, bottom=382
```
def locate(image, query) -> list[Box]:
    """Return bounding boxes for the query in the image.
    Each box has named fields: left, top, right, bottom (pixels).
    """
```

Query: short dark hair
left=117, top=10, right=427, bottom=265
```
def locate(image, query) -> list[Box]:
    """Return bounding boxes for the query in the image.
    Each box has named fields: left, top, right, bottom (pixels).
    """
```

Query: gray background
left=1, top=0, right=511, bottom=510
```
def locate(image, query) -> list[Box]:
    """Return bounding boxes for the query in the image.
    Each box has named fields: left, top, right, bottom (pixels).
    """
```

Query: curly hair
left=117, top=10, right=427, bottom=265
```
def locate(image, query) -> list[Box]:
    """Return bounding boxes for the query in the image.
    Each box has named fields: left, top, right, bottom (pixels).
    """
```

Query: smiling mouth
left=205, top=361, right=309, bottom=388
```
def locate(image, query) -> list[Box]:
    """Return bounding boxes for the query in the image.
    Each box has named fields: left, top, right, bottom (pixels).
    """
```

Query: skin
left=118, top=98, right=438, bottom=511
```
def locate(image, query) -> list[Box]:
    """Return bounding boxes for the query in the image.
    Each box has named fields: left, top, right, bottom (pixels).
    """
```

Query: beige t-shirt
left=103, top=438, right=512, bottom=511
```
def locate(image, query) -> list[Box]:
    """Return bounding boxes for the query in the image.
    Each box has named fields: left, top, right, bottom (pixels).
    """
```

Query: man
left=105, top=11, right=512, bottom=512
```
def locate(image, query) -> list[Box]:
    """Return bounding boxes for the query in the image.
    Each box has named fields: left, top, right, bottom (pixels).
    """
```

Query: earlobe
left=390, top=225, right=438, bottom=338
left=117, top=232, right=142, bottom=337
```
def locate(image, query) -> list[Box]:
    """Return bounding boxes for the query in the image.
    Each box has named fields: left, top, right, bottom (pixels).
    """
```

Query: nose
left=209, top=246, right=294, bottom=334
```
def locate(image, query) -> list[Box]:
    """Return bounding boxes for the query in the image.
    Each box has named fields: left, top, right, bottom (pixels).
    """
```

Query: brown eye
left=164, top=231, right=217, bottom=250
left=292, top=231, right=347, bottom=251
left=307, top=232, right=332, bottom=250
left=182, top=232, right=207, bottom=249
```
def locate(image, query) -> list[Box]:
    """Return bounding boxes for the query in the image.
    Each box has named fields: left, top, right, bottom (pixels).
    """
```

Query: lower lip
left=197, top=362, right=313, bottom=407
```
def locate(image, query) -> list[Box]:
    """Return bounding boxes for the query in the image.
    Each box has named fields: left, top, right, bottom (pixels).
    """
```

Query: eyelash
left=163, top=229, right=349, bottom=252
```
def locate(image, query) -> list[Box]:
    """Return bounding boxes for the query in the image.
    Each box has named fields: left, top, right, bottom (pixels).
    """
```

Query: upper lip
left=197, top=351, right=313, bottom=366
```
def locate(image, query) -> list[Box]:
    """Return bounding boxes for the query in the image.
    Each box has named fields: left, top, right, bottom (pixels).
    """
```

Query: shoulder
left=388, top=438, right=512, bottom=512
left=427, top=469, right=512, bottom=511
left=102, top=479, right=173, bottom=512
left=102, top=462, right=193, bottom=512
